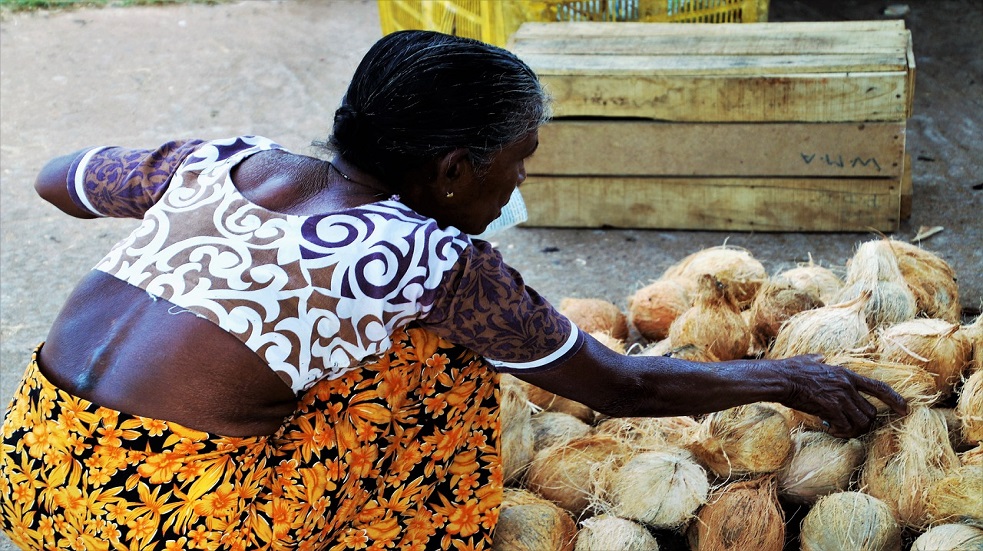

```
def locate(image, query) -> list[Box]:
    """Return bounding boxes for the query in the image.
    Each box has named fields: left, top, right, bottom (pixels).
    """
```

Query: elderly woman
left=1, top=30, right=905, bottom=550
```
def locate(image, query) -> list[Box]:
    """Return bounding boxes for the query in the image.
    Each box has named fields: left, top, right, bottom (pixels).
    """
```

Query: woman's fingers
left=851, top=372, right=910, bottom=417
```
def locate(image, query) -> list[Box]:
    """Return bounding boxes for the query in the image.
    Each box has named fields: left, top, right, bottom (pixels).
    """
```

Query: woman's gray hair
left=320, top=30, right=551, bottom=184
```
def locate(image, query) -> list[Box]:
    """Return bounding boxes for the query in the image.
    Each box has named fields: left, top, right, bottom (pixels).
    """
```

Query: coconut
left=964, top=315, right=983, bottom=374
left=877, top=318, right=972, bottom=395
left=628, top=279, right=692, bottom=342
left=886, top=239, right=961, bottom=323
left=494, top=489, right=578, bottom=551
left=778, top=262, right=844, bottom=305
left=661, top=245, right=767, bottom=308
left=937, top=407, right=969, bottom=452
left=769, top=292, right=872, bottom=359
left=777, top=429, right=865, bottom=504
left=668, top=274, right=750, bottom=361
left=500, top=374, right=535, bottom=484
left=836, top=240, right=917, bottom=328
left=911, top=524, right=983, bottom=551
left=958, top=368, right=983, bottom=445
left=594, top=416, right=700, bottom=451
left=689, top=403, right=794, bottom=478
left=606, top=450, right=709, bottom=530
left=526, top=435, right=629, bottom=517
left=861, top=406, right=960, bottom=529
left=574, top=515, right=660, bottom=551
left=924, top=465, right=983, bottom=527
left=636, top=338, right=673, bottom=357
left=519, top=379, right=596, bottom=424
left=531, top=412, right=592, bottom=453
left=960, top=444, right=983, bottom=466
left=747, top=279, right=823, bottom=347
left=590, top=331, right=627, bottom=354
left=800, top=491, right=901, bottom=551
left=560, top=297, right=629, bottom=341
left=825, top=353, right=940, bottom=413
left=687, top=476, right=785, bottom=551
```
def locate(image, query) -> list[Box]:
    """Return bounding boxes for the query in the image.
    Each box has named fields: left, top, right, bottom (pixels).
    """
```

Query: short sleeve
left=421, top=239, right=584, bottom=371
left=66, top=139, right=205, bottom=218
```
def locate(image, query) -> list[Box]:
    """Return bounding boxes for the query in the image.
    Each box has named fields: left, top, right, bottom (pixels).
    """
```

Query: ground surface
left=0, top=0, right=980, bottom=548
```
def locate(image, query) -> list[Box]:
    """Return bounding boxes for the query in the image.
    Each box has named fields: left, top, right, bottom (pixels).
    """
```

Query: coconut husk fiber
left=661, top=245, right=767, bottom=309
left=778, top=429, right=865, bottom=504
left=500, top=374, right=534, bottom=485
left=911, top=524, right=983, bottom=551
left=517, top=378, right=596, bottom=423
left=687, top=475, right=785, bottom=551
left=885, top=239, right=961, bottom=323
left=531, top=412, right=592, bottom=453
left=747, top=279, right=823, bottom=348
left=526, top=435, right=629, bottom=517
left=800, top=491, right=902, bottom=551
left=825, top=353, right=940, bottom=413
left=778, top=261, right=844, bottom=306
left=836, top=240, right=917, bottom=329
left=861, top=406, right=960, bottom=529
left=963, top=315, right=983, bottom=374
left=689, top=402, right=793, bottom=478
left=668, top=274, right=750, bottom=362
left=877, top=318, right=972, bottom=396
left=590, top=331, right=627, bottom=354
left=628, top=278, right=691, bottom=343
left=924, top=464, right=983, bottom=527
left=606, top=450, right=710, bottom=530
left=574, top=515, right=660, bottom=551
left=594, top=415, right=700, bottom=452
left=960, top=444, right=983, bottom=467
left=559, top=297, right=629, bottom=341
left=956, top=368, right=983, bottom=445
left=494, top=489, right=578, bottom=551
left=769, top=291, right=872, bottom=359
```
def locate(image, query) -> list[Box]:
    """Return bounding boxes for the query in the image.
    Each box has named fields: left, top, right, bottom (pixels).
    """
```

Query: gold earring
left=446, top=191, right=454, bottom=198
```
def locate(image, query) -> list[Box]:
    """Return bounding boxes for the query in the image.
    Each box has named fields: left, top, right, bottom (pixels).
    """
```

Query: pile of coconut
left=492, top=239, right=983, bottom=551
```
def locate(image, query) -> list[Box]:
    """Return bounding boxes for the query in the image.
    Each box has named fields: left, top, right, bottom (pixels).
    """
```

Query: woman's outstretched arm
left=35, top=148, right=100, bottom=218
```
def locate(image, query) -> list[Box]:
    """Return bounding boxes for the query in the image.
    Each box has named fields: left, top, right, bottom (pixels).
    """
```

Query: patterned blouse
left=66, top=135, right=583, bottom=394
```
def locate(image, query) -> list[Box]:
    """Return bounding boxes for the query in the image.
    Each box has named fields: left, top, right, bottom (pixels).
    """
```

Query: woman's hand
left=515, top=334, right=908, bottom=440
left=775, top=354, right=908, bottom=438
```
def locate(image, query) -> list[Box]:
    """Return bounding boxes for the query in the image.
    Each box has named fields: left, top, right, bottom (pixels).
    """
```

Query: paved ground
left=0, top=0, right=980, bottom=547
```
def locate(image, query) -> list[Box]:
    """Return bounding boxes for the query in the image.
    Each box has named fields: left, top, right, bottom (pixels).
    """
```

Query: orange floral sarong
left=0, top=326, right=503, bottom=550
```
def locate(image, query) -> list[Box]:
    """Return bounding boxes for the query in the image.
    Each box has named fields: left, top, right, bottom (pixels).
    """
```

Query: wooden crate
left=511, top=21, right=915, bottom=231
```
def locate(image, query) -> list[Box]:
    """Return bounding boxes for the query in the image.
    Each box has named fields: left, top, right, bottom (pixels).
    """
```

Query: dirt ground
left=0, top=0, right=980, bottom=547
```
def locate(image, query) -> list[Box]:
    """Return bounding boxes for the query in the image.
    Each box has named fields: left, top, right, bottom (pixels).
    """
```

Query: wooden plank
left=906, top=33, right=917, bottom=118
left=510, top=31, right=910, bottom=57
left=542, top=72, right=910, bottom=122
left=521, top=53, right=908, bottom=75
left=520, top=175, right=901, bottom=232
left=900, top=153, right=913, bottom=220
left=510, top=21, right=907, bottom=41
left=528, top=121, right=906, bottom=177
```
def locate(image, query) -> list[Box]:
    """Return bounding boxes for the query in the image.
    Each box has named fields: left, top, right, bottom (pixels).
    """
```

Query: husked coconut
left=594, top=416, right=700, bottom=451
left=836, top=240, right=917, bottom=328
left=661, top=245, right=767, bottom=308
left=861, top=406, right=960, bottom=529
left=886, top=239, right=961, bottom=323
left=606, top=450, right=709, bottom=530
left=500, top=374, right=534, bottom=484
left=560, top=297, right=629, bottom=341
left=956, top=369, right=983, bottom=445
left=963, top=315, right=983, bottom=374
left=517, top=378, right=596, bottom=423
left=747, top=279, right=823, bottom=347
left=494, top=489, right=577, bottom=551
left=924, top=465, right=983, bottom=527
left=778, top=262, right=843, bottom=305
left=778, top=429, right=865, bottom=504
left=687, top=476, right=785, bottom=551
left=911, top=524, right=983, bottom=551
left=800, top=491, right=901, bottom=551
left=574, top=515, right=660, bottom=551
left=936, top=407, right=969, bottom=452
left=877, top=318, right=972, bottom=395
left=690, top=403, right=793, bottom=478
left=628, top=279, right=691, bottom=342
left=769, top=292, right=872, bottom=359
left=590, top=331, right=627, bottom=354
left=526, top=435, right=629, bottom=517
left=531, top=412, right=592, bottom=453
left=960, top=444, right=983, bottom=466
left=668, top=274, right=750, bottom=361
left=825, top=353, right=940, bottom=413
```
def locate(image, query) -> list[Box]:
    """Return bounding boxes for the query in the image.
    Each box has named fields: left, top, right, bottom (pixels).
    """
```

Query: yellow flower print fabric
left=1, top=327, right=503, bottom=550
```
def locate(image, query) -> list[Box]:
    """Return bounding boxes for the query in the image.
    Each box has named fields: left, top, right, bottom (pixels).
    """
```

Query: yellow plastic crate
left=377, top=0, right=770, bottom=47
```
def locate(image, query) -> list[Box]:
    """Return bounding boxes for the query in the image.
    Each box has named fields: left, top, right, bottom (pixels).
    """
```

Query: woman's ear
left=436, top=148, right=473, bottom=196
